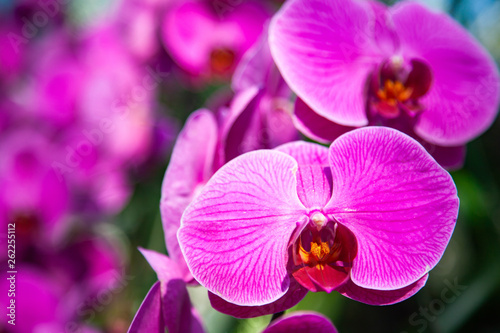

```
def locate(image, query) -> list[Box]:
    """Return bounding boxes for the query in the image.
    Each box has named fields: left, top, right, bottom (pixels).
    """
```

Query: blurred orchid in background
left=162, top=0, right=271, bottom=82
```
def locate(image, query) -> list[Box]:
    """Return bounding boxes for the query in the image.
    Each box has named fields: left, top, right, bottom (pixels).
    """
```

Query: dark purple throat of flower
left=210, top=48, right=236, bottom=75
left=370, top=58, right=432, bottom=119
left=290, top=212, right=358, bottom=293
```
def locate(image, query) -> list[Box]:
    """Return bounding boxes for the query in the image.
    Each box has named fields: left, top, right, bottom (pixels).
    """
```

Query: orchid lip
left=370, top=58, right=433, bottom=119
left=290, top=220, right=358, bottom=293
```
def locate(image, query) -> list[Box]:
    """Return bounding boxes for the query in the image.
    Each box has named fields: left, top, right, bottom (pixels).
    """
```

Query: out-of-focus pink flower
left=0, top=267, right=76, bottom=333
left=0, top=20, right=27, bottom=88
left=269, top=0, right=500, bottom=169
left=161, top=0, right=270, bottom=80
left=24, top=31, right=83, bottom=128
left=115, top=0, right=170, bottom=62
left=78, top=25, right=156, bottom=164
left=178, top=127, right=458, bottom=309
left=0, top=129, right=69, bottom=248
left=36, top=24, right=173, bottom=215
left=0, top=233, right=123, bottom=333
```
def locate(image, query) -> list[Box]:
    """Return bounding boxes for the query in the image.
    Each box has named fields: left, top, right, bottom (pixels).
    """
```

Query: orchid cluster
left=130, top=0, right=499, bottom=332
left=1, top=0, right=498, bottom=331
left=1, top=0, right=175, bottom=331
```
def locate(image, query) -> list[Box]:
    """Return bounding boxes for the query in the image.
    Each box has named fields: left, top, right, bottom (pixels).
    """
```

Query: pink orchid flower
left=269, top=0, right=500, bottom=169
left=178, top=127, right=459, bottom=308
left=161, top=0, right=270, bottom=80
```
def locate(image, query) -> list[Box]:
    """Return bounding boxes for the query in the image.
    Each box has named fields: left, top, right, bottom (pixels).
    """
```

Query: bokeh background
left=1, top=0, right=499, bottom=332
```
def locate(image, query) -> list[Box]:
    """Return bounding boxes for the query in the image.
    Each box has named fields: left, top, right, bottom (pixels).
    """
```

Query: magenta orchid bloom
left=269, top=0, right=500, bottom=169
left=162, top=0, right=270, bottom=80
left=263, top=312, right=337, bottom=333
left=128, top=248, right=203, bottom=333
left=178, top=127, right=459, bottom=308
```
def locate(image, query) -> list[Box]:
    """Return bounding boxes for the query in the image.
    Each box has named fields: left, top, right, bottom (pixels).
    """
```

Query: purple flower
left=0, top=129, right=69, bottom=249
left=269, top=0, right=500, bottom=169
left=161, top=0, right=270, bottom=80
left=178, top=127, right=458, bottom=307
left=0, top=234, right=123, bottom=333
left=0, top=267, right=75, bottom=333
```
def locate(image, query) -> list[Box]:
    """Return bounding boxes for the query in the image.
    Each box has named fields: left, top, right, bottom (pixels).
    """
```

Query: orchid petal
left=293, top=98, right=355, bottom=144
left=275, top=141, right=331, bottom=209
left=263, top=311, right=338, bottom=333
left=337, top=274, right=428, bottom=305
left=391, top=2, right=500, bottom=146
left=178, top=151, right=307, bottom=306
left=161, top=279, right=204, bottom=333
left=139, top=248, right=183, bottom=281
left=232, top=29, right=272, bottom=92
left=127, top=282, right=163, bottom=333
left=220, top=87, right=261, bottom=161
left=269, top=0, right=392, bottom=127
left=138, top=248, right=204, bottom=333
left=160, top=110, right=218, bottom=281
left=325, top=127, right=459, bottom=290
left=208, top=279, right=307, bottom=318
left=420, top=142, right=466, bottom=171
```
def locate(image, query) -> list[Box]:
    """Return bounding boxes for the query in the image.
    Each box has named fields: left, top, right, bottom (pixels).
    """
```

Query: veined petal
left=275, top=141, right=331, bottom=209
left=127, top=282, right=163, bottom=333
left=208, top=279, right=307, bottom=318
left=325, top=127, right=458, bottom=290
left=160, top=110, right=218, bottom=281
left=178, top=151, right=307, bottom=306
left=337, top=274, right=428, bottom=305
left=269, top=0, right=392, bottom=127
left=263, top=311, right=338, bottom=333
left=391, top=2, right=500, bottom=146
